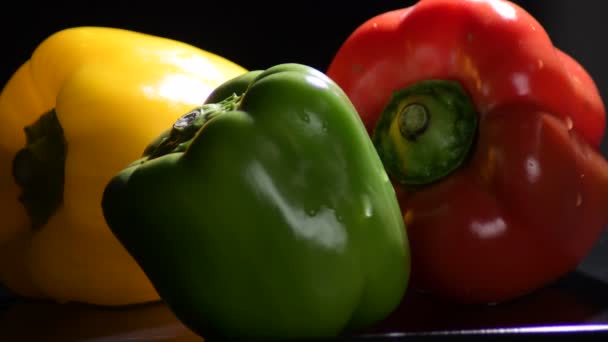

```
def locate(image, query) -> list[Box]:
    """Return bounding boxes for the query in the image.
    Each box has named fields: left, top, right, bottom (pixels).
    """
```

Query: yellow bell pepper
left=0, top=26, right=247, bottom=306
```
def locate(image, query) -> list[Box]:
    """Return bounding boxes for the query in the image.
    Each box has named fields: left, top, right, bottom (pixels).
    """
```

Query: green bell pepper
left=101, top=63, right=410, bottom=340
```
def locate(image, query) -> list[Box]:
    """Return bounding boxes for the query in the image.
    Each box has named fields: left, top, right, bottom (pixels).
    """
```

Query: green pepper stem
left=146, top=93, right=242, bottom=160
left=372, top=80, right=478, bottom=186
left=12, top=110, right=67, bottom=230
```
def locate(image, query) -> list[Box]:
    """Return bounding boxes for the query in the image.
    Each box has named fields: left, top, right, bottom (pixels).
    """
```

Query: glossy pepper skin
left=101, top=63, right=410, bottom=340
left=0, top=26, right=247, bottom=306
left=327, top=0, right=608, bottom=304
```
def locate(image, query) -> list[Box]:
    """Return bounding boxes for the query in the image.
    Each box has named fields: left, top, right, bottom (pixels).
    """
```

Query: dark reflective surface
left=0, top=297, right=199, bottom=342
left=1, top=271, right=607, bottom=341
left=362, top=272, right=608, bottom=335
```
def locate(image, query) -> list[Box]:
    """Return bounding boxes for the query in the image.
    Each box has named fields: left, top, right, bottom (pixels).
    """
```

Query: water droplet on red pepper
left=565, top=116, right=573, bottom=130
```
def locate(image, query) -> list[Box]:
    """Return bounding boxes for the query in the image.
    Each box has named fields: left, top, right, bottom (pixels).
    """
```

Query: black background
left=1, top=1, right=607, bottom=155
left=0, top=0, right=607, bottom=290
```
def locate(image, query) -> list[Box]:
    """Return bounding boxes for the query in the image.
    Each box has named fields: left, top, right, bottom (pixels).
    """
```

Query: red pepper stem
left=399, top=103, right=430, bottom=141
left=372, top=79, right=478, bottom=186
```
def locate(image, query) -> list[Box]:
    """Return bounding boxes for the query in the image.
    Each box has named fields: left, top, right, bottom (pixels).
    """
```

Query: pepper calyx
left=12, top=109, right=67, bottom=230
left=146, top=93, right=242, bottom=160
left=372, top=79, right=478, bottom=186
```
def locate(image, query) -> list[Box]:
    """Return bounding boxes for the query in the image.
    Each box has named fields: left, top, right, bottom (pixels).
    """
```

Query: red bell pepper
left=327, top=0, right=608, bottom=304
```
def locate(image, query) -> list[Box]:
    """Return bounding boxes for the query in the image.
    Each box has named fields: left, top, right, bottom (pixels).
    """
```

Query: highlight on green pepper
left=101, top=63, right=411, bottom=340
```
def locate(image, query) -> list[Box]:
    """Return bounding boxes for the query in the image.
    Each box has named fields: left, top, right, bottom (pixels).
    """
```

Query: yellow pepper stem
left=12, top=110, right=66, bottom=230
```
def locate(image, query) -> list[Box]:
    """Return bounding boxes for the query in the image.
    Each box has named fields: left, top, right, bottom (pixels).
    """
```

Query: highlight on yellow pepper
left=0, top=26, right=247, bottom=306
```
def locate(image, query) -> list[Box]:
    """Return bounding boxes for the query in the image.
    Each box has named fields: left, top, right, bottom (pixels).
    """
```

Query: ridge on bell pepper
left=327, top=0, right=608, bottom=304
left=101, top=63, right=411, bottom=340
left=0, top=26, right=247, bottom=306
